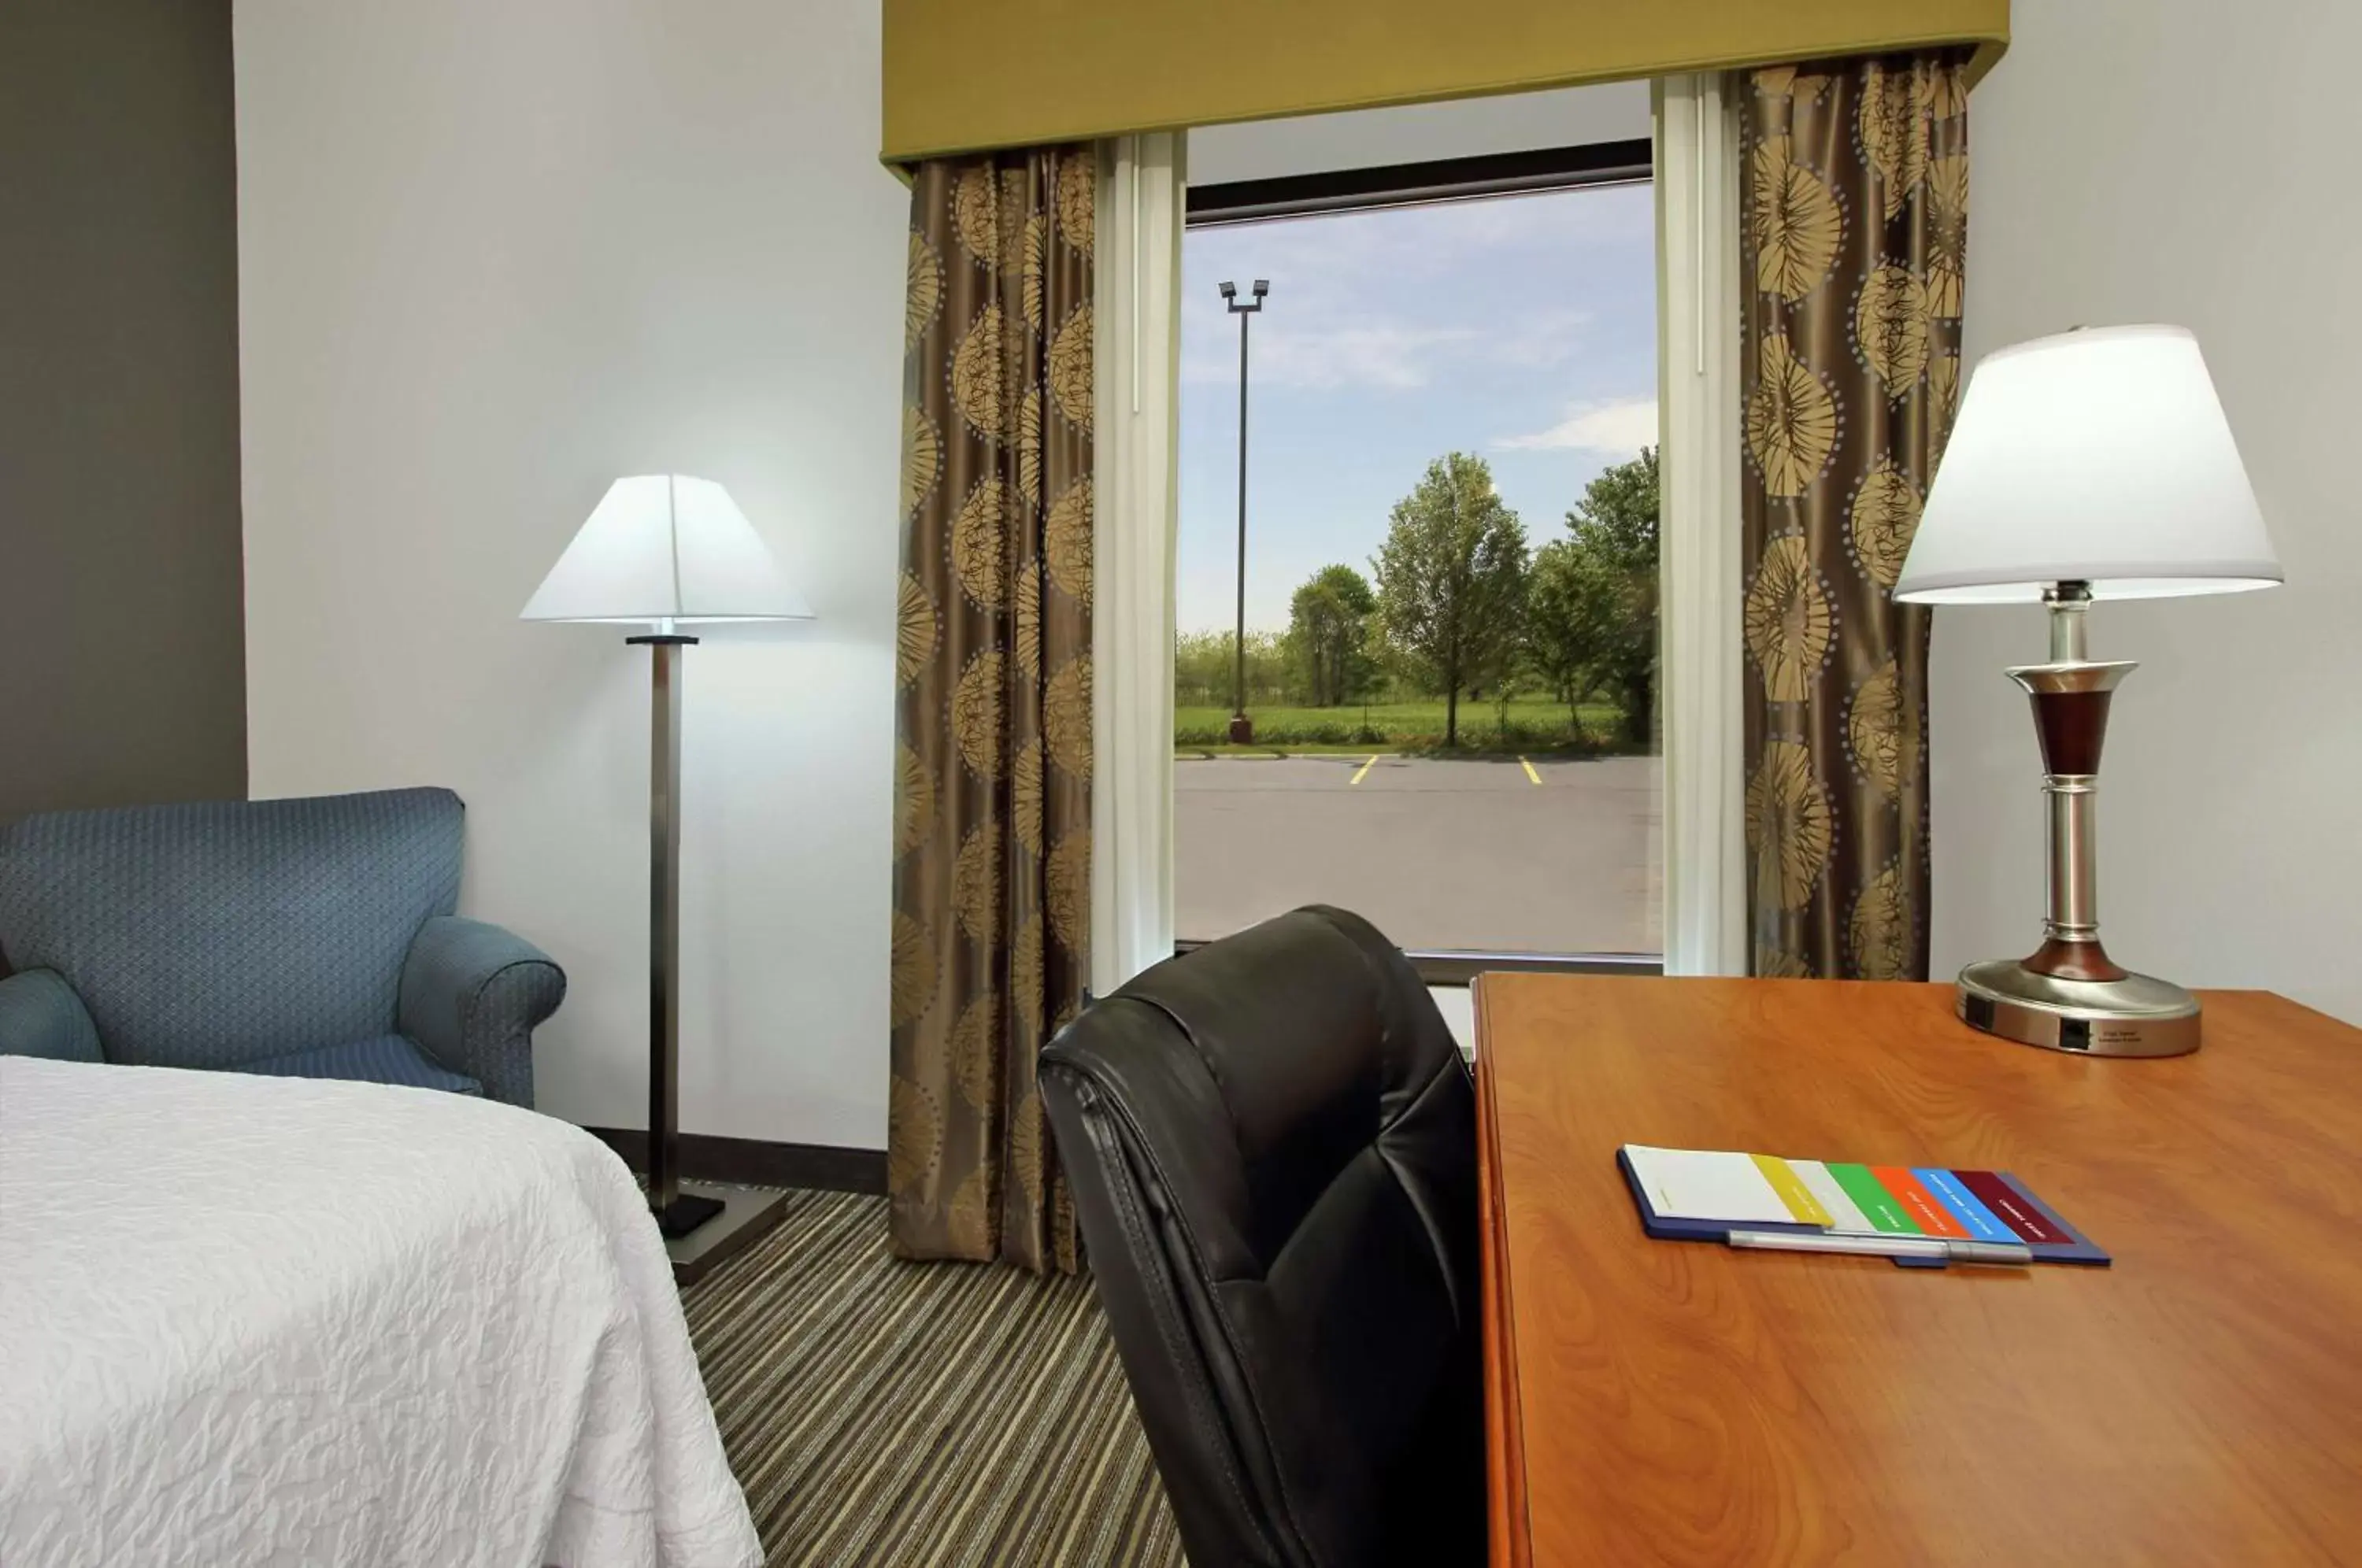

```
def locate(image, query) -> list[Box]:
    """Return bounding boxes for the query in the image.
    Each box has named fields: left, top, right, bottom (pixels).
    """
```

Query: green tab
left=1829, top=1163, right=1920, bottom=1233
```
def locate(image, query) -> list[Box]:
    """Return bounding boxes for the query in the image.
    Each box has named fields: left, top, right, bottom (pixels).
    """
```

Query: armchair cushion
left=0, top=969, right=103, bottom=1063
left=397, top=916, right=565, bottom=1108
left=232, top=1034, right=482, bottom=1096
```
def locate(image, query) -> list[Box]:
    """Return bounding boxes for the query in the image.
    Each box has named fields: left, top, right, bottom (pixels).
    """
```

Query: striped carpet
left=679, top=1188, right=1187, bottom=1566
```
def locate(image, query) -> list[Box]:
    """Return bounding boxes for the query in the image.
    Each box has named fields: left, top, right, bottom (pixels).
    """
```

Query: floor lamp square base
left=660, top=1182, right=790, bottom=1288
left=1957, top=958, right=2202, bottom=1058
left=655, top=1190, right=725, bottom=1238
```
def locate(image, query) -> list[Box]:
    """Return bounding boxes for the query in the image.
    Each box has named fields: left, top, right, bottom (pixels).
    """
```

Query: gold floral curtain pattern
left=1738, top=57, right=1968, bottom=981
left=890, top=148, right=1095, bottom=1271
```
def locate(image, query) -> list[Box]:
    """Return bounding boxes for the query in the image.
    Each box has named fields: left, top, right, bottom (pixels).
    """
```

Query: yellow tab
left=1750, top=1153, right=1834, bottom=1226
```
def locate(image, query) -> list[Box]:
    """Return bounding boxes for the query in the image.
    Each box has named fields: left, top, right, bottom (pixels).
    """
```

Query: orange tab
left=1871, top=1166, right=1970, bottom=1239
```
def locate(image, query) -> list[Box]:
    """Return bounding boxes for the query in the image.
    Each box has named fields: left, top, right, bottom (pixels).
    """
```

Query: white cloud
left=1175, top=194, right=1633, bottom=395
left=1482, top=308, right=1594, bottom=370
left=1177, top=309, right=1591, bottom=393
left=1493, top=396, right=1660, bottom=454
left=1180, top=320, right=1479, bottom=390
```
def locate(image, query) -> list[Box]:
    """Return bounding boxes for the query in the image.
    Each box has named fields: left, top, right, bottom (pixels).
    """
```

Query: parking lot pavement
left=1175, top=753, right=1664, bottom=956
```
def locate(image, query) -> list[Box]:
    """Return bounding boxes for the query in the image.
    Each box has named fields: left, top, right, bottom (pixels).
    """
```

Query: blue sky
left=1178, top=182, right=1657, bottom=634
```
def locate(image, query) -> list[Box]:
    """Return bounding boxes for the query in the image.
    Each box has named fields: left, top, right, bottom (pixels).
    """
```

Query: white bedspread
left=0, top=1058, right=762, bottom=1568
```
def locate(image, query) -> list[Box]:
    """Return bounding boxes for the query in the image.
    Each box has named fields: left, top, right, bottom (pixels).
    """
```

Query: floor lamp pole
left=618, top=630, right=793, bottom=1283
left=631, top=631, right=716, bottom=1235
left=649, top=632, right=687, bottom=1216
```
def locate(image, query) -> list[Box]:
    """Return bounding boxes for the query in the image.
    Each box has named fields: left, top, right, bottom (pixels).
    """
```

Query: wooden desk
left=1475, top=976, right=2362, bottom=1566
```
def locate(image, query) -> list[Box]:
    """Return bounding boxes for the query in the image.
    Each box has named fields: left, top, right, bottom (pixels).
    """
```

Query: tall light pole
left=1219, top=278, right=1268, bottom=744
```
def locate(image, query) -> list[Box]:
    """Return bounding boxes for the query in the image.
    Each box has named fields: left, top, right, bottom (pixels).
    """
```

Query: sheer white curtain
left=1654, top=75, right=1747, bottom=975
left=1090, top=131, right=1187, bottom=997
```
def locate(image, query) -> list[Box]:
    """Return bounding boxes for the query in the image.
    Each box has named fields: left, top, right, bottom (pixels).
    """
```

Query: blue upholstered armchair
left=0, top=787, right=563, bottom=1104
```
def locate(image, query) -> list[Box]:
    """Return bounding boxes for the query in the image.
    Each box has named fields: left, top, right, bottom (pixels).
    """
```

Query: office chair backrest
left=1040, top=905, right=1484, bottom=1568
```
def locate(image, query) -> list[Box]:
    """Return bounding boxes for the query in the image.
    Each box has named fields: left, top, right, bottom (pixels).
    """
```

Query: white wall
left=1430, top=987, right=1475, bottom=1055
left=235, top=0, right=908, bottom=1144
left=1938, top=0, right=2362, bottom=1023
left=1187, top=82, right=1650, bottom=187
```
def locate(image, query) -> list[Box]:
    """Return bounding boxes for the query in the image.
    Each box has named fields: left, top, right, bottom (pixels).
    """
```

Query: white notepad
left=1621, top=1144, right=1795, bottom=1224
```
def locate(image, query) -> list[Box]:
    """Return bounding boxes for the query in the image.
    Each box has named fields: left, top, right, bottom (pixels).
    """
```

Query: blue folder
left=1615, top=1147, right=2112, bottom=1267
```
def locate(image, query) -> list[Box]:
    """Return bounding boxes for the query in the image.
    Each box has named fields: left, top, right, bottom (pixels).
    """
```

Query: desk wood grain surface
left=1474, top=976, right=2362, bottom=1567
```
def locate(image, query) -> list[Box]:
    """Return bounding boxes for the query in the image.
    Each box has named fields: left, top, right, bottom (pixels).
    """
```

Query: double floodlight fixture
left=1219, top=279, right=1270, bottom=312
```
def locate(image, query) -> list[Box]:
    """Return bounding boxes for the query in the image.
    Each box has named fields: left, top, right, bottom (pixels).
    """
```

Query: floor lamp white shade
left=520, top=474, right=813, bottom=624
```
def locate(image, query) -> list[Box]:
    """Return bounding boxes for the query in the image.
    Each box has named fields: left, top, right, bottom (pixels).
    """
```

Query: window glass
left=1175, top=181, right=1662, bottom=956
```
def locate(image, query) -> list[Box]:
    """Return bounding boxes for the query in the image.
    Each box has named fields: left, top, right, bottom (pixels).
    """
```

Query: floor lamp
left=523, top=474, right=811, bottom=1281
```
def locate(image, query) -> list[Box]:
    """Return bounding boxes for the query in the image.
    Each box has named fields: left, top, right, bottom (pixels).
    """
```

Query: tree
left=1372, top=453, right=1530, bottom=747
left=1284, top=564, right=1379, bottom=706
left=1524, top=447, right=1659, bottom=743
left=1174, top=629, right=1290, bottom=708
left=1523, top=540, right=1593, bottom=707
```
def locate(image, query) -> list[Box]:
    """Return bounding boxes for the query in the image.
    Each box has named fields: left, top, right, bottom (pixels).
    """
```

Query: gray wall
left=1936, top=0, right=2361, bottom=1025
left=0, top=0, right=245, bottom=825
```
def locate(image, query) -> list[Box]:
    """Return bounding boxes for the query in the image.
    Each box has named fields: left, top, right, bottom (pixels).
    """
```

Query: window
left=1173, top=146, right=1662, bottom=971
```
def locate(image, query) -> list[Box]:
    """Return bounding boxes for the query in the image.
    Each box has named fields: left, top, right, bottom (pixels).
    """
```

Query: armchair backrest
left=0, top=788, right=463, bottom=1068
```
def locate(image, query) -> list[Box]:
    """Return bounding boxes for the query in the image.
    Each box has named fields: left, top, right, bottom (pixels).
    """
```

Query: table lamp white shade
left=520, top=474, right=813, bottom=624
left=1894, top=325, right=2281, bottom=604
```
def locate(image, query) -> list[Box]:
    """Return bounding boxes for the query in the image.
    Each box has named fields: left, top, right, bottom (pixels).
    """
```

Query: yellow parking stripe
left=1349, top=754, right=1378, bottom=786
left=1519, top=756, right=1542, bottom=786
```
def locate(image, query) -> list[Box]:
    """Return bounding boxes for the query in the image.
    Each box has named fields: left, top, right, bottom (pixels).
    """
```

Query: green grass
left=1173, top=697, right=1647, bottom=757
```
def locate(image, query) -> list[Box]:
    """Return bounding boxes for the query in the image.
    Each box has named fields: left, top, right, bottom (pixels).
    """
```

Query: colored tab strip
left=1789, top=1159, right=1877, bottom=1233
left=1872, top=1167, right=1971, bottom=1238
left=1956, top=1170, right=2068, bottom=1244
left=1827, top=1163, right=1919, bottom=1233
left=1750, top=1154, right=1834, bottom=1226
left=1916, top=1168, right=2015, bottom=1243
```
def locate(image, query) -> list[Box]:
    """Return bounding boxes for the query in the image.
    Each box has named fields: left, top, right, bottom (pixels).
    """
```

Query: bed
left=0, top=1057, right=764, bottom=1568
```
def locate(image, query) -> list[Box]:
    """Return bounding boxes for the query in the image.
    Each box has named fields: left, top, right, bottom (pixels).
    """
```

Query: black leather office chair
left=1040, top=905, right=1484, bottom=1568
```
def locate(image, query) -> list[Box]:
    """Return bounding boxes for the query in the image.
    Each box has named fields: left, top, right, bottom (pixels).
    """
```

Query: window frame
left=1177, top=136, right=1668, bottom=986
left=1174, top=941, right=1661, bottom=986
left=1186, top=139, right=1653, bottom=227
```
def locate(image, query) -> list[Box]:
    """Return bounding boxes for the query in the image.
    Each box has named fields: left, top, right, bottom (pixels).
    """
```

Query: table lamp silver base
left=1957, top=958, right=2201, bottom=1058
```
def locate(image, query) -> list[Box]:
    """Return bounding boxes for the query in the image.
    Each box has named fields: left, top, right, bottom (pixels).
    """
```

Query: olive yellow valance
left=881, top=0, right=2008, bottom=165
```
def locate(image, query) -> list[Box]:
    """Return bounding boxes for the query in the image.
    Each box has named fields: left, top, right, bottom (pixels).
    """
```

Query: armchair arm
left=397, top=917, right=566, bottom=1108
left=0, top=969, right=104, bottom=1063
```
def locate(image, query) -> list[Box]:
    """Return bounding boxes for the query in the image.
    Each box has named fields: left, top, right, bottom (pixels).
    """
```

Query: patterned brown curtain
left=1738, top=57, right=1967, bottom=982
left=890, top=148, right=1094, bottom=1271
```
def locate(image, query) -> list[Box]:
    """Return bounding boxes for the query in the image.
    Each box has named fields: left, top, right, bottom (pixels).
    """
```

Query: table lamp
left=1896, top=326, right=2280, bottom=1057
left=523, top=475, right=813, bottom=1278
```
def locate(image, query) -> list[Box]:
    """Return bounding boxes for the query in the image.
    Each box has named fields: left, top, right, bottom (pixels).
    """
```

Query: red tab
left=1871, top=1166, right=1970, bottom=1238
left=1955, top=1170, right=2068, bottom=1244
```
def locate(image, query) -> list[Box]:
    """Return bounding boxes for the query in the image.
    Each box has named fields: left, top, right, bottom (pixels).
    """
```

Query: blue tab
left=1916, top=1167, right=2016, bottom=1243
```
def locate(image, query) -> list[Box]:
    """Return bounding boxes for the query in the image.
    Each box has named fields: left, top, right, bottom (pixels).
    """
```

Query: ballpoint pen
left=1725, top=1229, right=2034, bottom=1267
